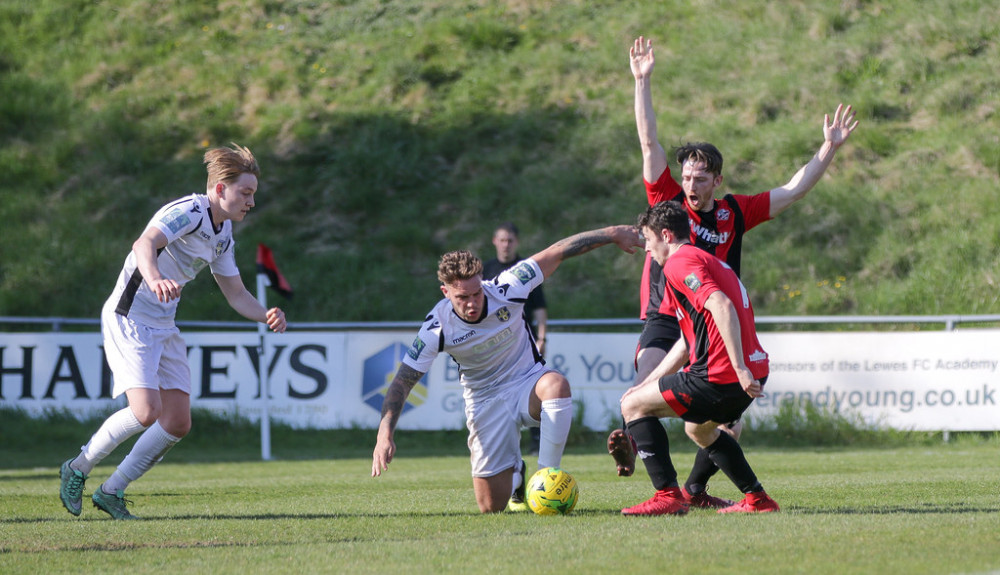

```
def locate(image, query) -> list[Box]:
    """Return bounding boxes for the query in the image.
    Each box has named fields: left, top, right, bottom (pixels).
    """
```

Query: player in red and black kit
left=609, top=36, right=859, bottom=507
left=620, top=200, right=777, bottom=515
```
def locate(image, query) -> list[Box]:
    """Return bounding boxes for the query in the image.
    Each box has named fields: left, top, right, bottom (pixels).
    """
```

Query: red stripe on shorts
left=661, top=389, right=687, bottom=416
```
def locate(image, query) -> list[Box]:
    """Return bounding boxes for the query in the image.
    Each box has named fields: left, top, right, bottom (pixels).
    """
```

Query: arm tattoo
left=380, top=364, right=424, bottom=431
left=552, top=229, right=612, bottom=259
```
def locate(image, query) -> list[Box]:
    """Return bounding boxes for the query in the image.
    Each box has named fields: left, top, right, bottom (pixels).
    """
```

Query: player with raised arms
left=609, top=36, right=858, bottom=508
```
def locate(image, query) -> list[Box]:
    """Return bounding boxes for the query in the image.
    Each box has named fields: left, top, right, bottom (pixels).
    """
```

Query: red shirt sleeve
left=731, top=191, right=772, bottom=231
left=644, top=165, right=683, bottom=206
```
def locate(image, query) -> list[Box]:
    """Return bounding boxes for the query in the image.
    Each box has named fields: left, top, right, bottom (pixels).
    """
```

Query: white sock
left=73, top=407, right=146, bottom=475
left=536, top=397, right=573, bottom=469
left=511, top=461, right=524, bottom=497
left=103, top=421, right=180, bottom=494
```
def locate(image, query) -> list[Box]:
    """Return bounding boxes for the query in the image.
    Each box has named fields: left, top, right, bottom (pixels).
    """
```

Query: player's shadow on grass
left=2, top=510, right=485, bottom=526
left=786, top=504, right=998, bottom=515
left=8, top=504, right=997, bottom=527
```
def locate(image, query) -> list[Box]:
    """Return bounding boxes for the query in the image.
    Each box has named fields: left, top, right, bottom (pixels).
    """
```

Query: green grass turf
left=2, top=446, right=998, bottom=574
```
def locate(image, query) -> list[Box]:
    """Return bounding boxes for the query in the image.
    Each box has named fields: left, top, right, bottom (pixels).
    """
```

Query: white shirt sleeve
left=401, top=311, right=444, bottom=374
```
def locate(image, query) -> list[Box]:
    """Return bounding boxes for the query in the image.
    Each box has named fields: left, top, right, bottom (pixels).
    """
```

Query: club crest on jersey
left=407, top=336, right=426, bottom=360
left=510, top=262, right=536, bottom=285
left=161, top=208, right=191, bottom=234
left=214, top=240, right=227, bottom=257
left=495, top=307, right=511, bottom=322
left=717, top=208, right=731, bottom=221
left=684, top=273, right=702, bottom=292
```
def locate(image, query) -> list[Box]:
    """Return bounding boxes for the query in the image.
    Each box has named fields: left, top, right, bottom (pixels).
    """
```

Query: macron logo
left=749, top=349, right=768, bottom=362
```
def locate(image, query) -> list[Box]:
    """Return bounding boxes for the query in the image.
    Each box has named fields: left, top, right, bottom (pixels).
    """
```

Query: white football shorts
left=464, top=363, right=553, bottom=478
left=102, top=304, right=191, bottom=398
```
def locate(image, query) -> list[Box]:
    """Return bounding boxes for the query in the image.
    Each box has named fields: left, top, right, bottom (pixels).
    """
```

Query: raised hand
left=630, top=36, right=655, bottom=80
left=824, top=103, right=859, bottom=148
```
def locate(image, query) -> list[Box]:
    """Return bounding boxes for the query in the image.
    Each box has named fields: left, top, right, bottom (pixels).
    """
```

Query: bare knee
left=722, top=420, right=743, bottom=440
left=620, top=390, right=640, bottom=423
left=686, top=424, right=721, bottom=448
left=474, top=486, right=510, bottom=514
left=157, top=389, right=192, bottom=437
left=535, top=373, right=571, bottom=400
left=473, top=470, right=514, bottom=513
left=477, top=497, right=508, bottom=514
left=128, top=404, right=161, bottom=428
left=159, top=413, right=192, bottom=438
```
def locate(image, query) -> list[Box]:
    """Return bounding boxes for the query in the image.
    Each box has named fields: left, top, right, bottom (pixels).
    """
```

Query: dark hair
left=674, top=142, right=723, bottom=176
left=494, top=221, right=519, bottom=237
left=637, top=201, right=690, bottom=239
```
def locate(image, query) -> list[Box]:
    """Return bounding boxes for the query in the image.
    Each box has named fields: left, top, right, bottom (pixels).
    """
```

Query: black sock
left=704, top=432, right=763, bottom=494
left=626, top=416, right=678, bottom=490
left=684, top=448, right=721, bottom=494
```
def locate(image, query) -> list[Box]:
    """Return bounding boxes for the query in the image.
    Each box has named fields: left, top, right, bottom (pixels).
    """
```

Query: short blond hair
left=204, top=143, right=260, bottom=187
left=437, top=250, right=483, bottom=284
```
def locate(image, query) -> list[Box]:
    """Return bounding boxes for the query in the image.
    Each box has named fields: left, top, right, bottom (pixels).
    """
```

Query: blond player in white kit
left=59, top=144, right=286, bottom=520
left=372, top=224, right=642, bottom=513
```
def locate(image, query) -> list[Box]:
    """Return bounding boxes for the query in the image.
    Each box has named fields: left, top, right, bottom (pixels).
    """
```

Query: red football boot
left=682, top=487, right=735, bottom=509
left=622, top=488, right=690, bottom=516
left=717, top=491, right=780, bottom=514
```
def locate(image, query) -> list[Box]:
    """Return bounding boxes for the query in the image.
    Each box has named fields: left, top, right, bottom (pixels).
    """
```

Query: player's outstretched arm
left=769, top=103, right=859, bottom=217
left=372, top=364, right=425, bottom=477
left=214, top=274, right=287, bottom=332
left=631, top=36, right=669, bottom=184
left=531, top=225, right=643, bottom=278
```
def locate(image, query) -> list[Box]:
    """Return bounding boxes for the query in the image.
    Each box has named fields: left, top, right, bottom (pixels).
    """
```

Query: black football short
left=658, top=371, right=768, bottom=425
left=638, top=315, right=682, bottom=352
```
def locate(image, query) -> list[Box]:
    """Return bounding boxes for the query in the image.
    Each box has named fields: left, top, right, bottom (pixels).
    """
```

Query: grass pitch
left=2, top=445, right=998, bottom=574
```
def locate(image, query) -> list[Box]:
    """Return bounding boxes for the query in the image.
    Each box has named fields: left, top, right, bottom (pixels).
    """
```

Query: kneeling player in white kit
left=372, top=225, right=642, bottom=513
left=58, top=144, right=287, bottom=520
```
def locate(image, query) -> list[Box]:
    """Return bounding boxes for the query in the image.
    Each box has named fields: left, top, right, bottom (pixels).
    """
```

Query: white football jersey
left=403, top=258, right=545, bottom=401
left=105, top=194, right=239, bottom=328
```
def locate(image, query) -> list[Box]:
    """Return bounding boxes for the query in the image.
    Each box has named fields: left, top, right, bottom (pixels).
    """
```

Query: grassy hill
left=2, top=1, right=998, bottom=325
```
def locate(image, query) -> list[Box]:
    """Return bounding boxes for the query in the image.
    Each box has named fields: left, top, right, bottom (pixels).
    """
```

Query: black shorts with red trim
left=658, top=371, right=768, bottom=425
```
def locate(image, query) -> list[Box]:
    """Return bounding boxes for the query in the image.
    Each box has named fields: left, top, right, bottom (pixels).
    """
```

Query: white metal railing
left=3, top=314, right=1000, bottom=332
